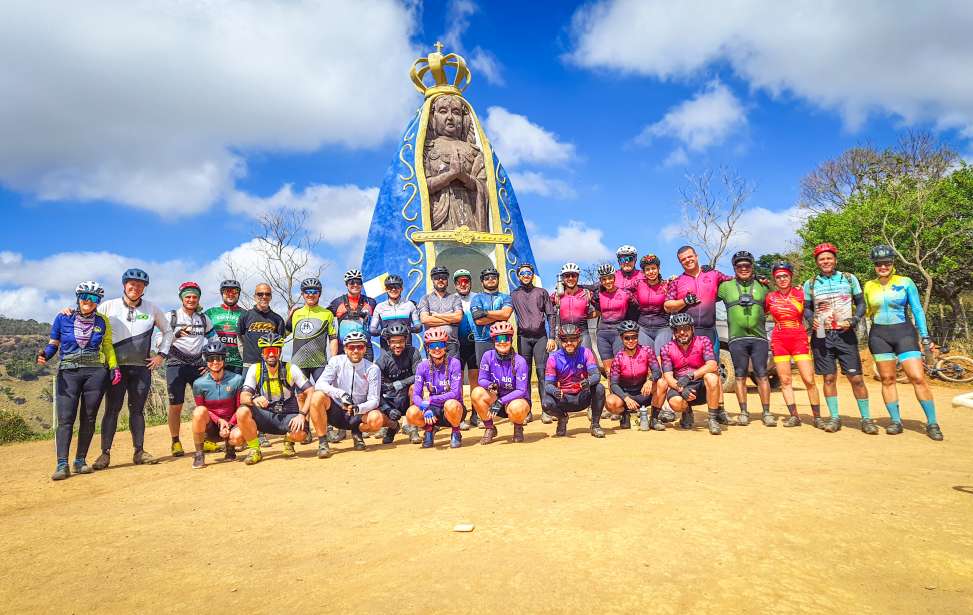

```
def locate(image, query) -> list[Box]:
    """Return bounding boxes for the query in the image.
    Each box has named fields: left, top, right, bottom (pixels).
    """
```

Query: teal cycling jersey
left=863, top=274, right=929, bottom=338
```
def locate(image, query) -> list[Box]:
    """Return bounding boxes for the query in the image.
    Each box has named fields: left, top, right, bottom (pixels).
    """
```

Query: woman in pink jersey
left=591, top=263, right=636, bottom=378
left=552, top=262, right=595, bottom=349
left=634, top=254, right=670, bottom=354
left=606, top=321, right=668, bottom=431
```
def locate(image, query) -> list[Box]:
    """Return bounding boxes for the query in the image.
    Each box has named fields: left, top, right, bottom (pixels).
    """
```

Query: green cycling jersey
left=717, top=278, right=769, bottom=340
left=204, top=304, right=244, bottom=369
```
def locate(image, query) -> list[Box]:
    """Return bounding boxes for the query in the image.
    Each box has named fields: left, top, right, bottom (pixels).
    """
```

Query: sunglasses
left=493, top=334, right=512, bottom=343
left=621, top=334, right=639, bottom=341
left=562, top=273, right=578, bottom=278
left=619, top=256, right=635, bottom=263
left=303, top=289, right=321, bottom=295
left=78, top=293, right=101, bottom=303
left=262, top=347, right=281, bottom=355
left=205, top=356, right=225, bottom=363
left=454, top=277, right=471, bottom=284
left=518, top=270, right=533, bottom=277
left=432, top=274, right=449, bottom=281
left=255, top=292, right=272, bottom=298
left=559, top=336, right=580, bottom=343
left=345, top=343, right=366, bottom=352
left=735, top=263, right=753, bottom=268
left=385, top=284, right=403, bottom=290
left=346, top=280, right=363, bottom=286
left=875, top=261, right=893, bottom=267
left=482, top=275, right=499, bottom=281
left=427, top=341, right=447, bottom=350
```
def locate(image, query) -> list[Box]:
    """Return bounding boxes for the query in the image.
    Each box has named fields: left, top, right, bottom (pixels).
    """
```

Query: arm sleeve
left=500, top=356, right=529, bottom=404
left=609, top=359, right=626, bottom=397
left=586, top=364, right=601, bottom=387
left=154, top=306, right=173, bottom=355
left=398, top=349, right=420, bottom=387
left=544, top=354, right=557, bottom=383
left=412, top=364, right=426, bottom=406
left=852, top=292, right=866, bottom=322
left=358, top=364, right=381, bottom=413
left=101, top=316, right=118, bottom=370
left=369, top=307, right=382, bottom=336
left=409, top=302, right=422, bottom=332
left=477, top=355, right=493, bottom=389
left=905, top=279, right=929, bottom=338
left=802, top=281, right=815, bottom=323
left=542, top=290, right=556, bottom=334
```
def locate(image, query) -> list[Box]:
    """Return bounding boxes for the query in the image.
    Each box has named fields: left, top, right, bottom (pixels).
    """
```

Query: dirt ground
left=2, top=378, right=971, bottom=614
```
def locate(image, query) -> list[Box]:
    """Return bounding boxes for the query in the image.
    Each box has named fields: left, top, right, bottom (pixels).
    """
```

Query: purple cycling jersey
left=665, top=269, right=733, bottom=329
left=614, top=269, right=644, bottom=294
left=413, top=356, right=463, bottom=407
left=635, top=279, right=669, bottom=328
left=611, top=345, right=660, bottom=389
left=553, top=288, right=593, bottom=325
left=594, top=287, right=633, bottom=325
left=545, top=346, right=598, bottom=394
left=477, top=349, right=529, bottom=405
left=660, top=336, right=716, bottom=379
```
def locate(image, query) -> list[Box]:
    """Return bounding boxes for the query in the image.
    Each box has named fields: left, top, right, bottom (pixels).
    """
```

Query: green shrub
left=0, top=410, right=36, bottom=444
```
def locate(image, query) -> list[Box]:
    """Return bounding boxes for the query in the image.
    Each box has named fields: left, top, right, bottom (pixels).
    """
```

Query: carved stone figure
left=424, top=94, right=489, bottom=232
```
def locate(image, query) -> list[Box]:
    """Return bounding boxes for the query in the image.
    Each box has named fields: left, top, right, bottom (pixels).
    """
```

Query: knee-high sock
left=885, top=401, right=901, bottom=423
left=856, top=398, right=871, bottom=420
left=825, top=396, right=839, bottom=419
left=919, top=399, right=937, bottom=424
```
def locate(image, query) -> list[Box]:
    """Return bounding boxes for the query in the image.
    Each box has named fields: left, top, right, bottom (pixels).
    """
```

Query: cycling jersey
left=614, top=269, right=644, bottom=294
left=417, top=291, right=463, bottom=341
left=803, top=272, right=863, bottom=330
left=477, top=350, right=529, bottom=404
left=314, top=354, right=381, bottom=413
left=192, top=371, right=243, bottom=423
left=204, top=303, right=244, bottom=369
left=369, top=299, right=421, bottom=337
left=378, top=347, right=421, bottom=397
left=165, top=309, right=214, bottom=366
left=99, top=298, right=172, bottom=366
left=287, top=304, right=337, bottom=368
left=511, top=284, right=554, bottom=337
left=634, top=279, right=669, bottom=329
left=660, top=336, right=716, bottom=379
left=545, top=346, right=598, bottom=394
left=593, top=287, right=633, bottom=326
left=610, top=345, right=661, bottom=389
left=470, top=291, right=513, bottom=342
left=243, top=361, right=311, bottom=405
left=863, top=274, right=929, bottom=337
left=717, top=278, right=769, bottom=340
left=456, top=292, right=475, bottom=343
left=236, top=308, right=284, bottom=364
left=413, top=356, right=463, bottom=406
left=552, top=287, right=593, bottom=325
left=765, top=287, right=806, bottom=330
left=49, top=311, right=118, bottom=370
left=328, top=294, right=377, bottom=342
left=666, top=269, right=734, bottom=328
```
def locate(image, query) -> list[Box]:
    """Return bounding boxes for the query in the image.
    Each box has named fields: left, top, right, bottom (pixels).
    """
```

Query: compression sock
left=738, top=402, right=748, bottom=414
left=452, top=426, right=461, bottom=435
left=246, top=438, right=260, bottom=451
left=885, top=401, right=902, bottom=423
left=825, top=396, right=839, bottom=419
left=483, top=418, right=495, bottom=429
left=761, top=403, right=771, bottom=414
left=318, top=435, right=327, bottom=445
left=171, top=436, right=180, bottom=444
left=856, top=398, right=871, bottom=420
left=787, top=404, right=798, bottom=417
left=810, top=404, right=821, bottom=418
left=650, top=407, right=661, bottom=420
left=919, top=399, right=937, bottom=424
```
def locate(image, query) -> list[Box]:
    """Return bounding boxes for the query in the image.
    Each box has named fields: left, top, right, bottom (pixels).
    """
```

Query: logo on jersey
left=297, top=320, right=316, bottom=336
left=248, top=322, right=278, bottom=333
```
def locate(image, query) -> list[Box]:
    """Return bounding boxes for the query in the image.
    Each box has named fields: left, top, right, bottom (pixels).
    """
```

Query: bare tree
left=223, top=209, right=326, bottom=312
left=678, top=167, right=754, bottom=269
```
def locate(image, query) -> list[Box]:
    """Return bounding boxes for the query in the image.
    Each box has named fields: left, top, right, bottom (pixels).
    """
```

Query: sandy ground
left=2, top=378, right=972, bottom=614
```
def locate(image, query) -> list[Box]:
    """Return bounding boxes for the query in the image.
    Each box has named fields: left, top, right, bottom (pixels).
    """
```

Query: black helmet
left=202, top=339, right=227, bottom=358
left=431, top=265, right=450, bottom=278
left=383, top=323, right=411, bottom=339
left=731, top=250, right=754, bottom=266
left=669, top=312, right=695, bottom=330
left=121, top=268, right=150, bottom=286
left=480, top=267, right=500, bottom=280
left=617, top=320, right=639, bottom=334
left=220, top=279, right=241, bottom=292
left=870, top=245, right=895, bottom=263
left=771, top=261, right=793, bottom=276
left=640, top=254, right=660, bottom=268
left=557, top=323, right=582, bottom=340
left=384, top=274, right=403, bottom=288
left=300, top=277, right=321, bottom=292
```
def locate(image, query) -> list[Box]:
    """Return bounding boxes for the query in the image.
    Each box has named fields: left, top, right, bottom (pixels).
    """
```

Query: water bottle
left=815, top=317, right=825, bottom=339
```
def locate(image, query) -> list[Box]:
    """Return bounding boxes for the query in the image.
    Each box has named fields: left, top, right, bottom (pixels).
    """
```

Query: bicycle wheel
left=935, top=355, right=973, bottom=383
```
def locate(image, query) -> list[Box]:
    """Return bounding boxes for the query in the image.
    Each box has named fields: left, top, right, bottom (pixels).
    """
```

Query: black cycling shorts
left=596, top=326, right=623, bottom=362
left=616, top=385, right=652, bottom=407
left=868, top=322, right=920, bottom=362
left=251, top=406, right=301, bottom=436
left=666, top=379, right=709, bottom=406
left=458, top=339, right=478, bottom=370
left=474, top=341, right=494, bottom=365
left=727, top=338, right=769, bottom=378
left=166, top=363, right=203, bottom=405
left=811, top=329, right=863, bottom=376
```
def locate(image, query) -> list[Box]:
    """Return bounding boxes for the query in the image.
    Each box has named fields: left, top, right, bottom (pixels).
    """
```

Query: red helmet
left=178, top=281, right=201, bottom=296
left=813, top=243, right=837, bottom=259
left=489, top=321, right=514, bottom=338
left=423, top=328, right=450, bottom=344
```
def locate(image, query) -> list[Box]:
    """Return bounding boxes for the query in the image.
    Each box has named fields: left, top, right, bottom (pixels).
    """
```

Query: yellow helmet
left=257, top=332, right=285, bottom=350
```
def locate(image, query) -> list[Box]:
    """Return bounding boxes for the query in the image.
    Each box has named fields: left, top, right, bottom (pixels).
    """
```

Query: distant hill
left=0, top=316, right=50, bottom=336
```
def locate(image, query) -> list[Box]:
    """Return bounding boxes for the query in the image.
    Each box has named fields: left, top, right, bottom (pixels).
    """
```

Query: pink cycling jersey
left=611, top=345, right=660, bottom=389
left=614, top=269, right=644, bottom=294
left=635, top=279, right=669, bottom=328
left=665, top=269, right=733, bottom=329
left=553, top=288, right=592, bottom=325
left=594, top=287, right=633, bottom=325
left=660, top=335, right=716, bottom=379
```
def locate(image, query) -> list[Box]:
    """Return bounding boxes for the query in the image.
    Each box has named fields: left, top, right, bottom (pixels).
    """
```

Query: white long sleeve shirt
left=314, top=354, right=381, bottom=414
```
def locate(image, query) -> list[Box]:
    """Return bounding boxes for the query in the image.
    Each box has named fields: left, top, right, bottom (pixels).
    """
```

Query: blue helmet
left=121, top=268, right=149, bottom=286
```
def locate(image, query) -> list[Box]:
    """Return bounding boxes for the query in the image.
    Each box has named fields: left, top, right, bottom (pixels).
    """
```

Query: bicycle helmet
left=257, top=332, right=285, bottom=350
left=617, top=320, right=639, bottom=334
left=557, top=323, right=582, bottom=340
left=669, top=312, right=695, bottom=330
left=300, top=277, right=322, bottom=292
left=517, top=263, right=535, bottom=273
left=384, top=274, right=403, bottom=288
left=220, top=279, right=241, bottom=292
left=344, top=269, right=363, bottom=283
left=813, top=243, right=838, bottom=258
left=452, top=268, right=471, bottom=282
left=597, top=263, right=616, bottom=278
left=202, top=339, right=227, bottom=358
left=431, top=265, right=450, bottom=278
left=560, top=262, right=581, bottom=276
left=423, top=328, right=450, bottom=344
left=75, top=281, right=105, bottom=300
left=489, top=321, right=515, bottom=338
left=342, top=330, right=368, bottom=345
left=178, top=281, right=201, bottom=296
left=480, top=267, right=500, bottom=280
left=731, top=250, right=754, bottom=266
left=121, top=268, right=149, bottom=286
left=771, top=261, right=794, bottom=277
left=616, top=245, right=637, bottom=258
left=640, top=254, right=661, bottom=268
left=383, top=323, right=411, bottom=339
left=869, top=245, right=895, bottom=263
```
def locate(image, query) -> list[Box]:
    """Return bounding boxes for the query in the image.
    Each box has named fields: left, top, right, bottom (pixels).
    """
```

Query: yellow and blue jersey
left=50, top=311, right=118, bottom=370
left=863, top=274, right=929, bottom=337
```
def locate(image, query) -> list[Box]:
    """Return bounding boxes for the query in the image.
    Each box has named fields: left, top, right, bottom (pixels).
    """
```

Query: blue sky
left=2, top=0, right=972, bottom=319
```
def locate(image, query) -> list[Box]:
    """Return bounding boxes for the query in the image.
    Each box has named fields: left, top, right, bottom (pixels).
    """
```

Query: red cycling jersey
left=765, top=287, right=805, bottom=330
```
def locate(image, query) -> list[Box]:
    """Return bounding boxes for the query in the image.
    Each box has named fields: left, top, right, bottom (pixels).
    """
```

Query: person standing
left=286, top=277, right=338, bottom=382
left=237, top=282, right=285, bottom=447
left=328, top=269, right=378, bottom=361
left=511, top=262, right=556, bottom=422
left=417, top=265, right=464, bottom=359
left=452, top=268, right=478, bottom=429
left=551, top=262, right=595, bottom=349
left=205, top=279, right=245, bottom=375
left=634, top=254, right=670, bottom=354
left=369, top=274, right=422, bottom=348
left=470, top=267, right=514, bottom=363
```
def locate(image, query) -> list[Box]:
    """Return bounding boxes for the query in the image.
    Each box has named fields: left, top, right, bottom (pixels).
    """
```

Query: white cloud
left=438, top=1, right=505, bottom=86
left=637, top=81, right=746, bottom=154
left=532, top=221, right=612, bottom=264
left=0, top=0, right=418, bottom=216
left=470, top=47, right=506, bottom=86
left=510, top=171, right=577, bottom=199
left=569, top=0, right=973, bottom=135
left=662, top=147, right=689, bottom=168
left=659, top=205, right=807, bottom=260
left=485, top=106, right=575, bottom=167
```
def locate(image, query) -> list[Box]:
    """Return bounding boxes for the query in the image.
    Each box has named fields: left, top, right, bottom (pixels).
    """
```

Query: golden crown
left=410, top=42, right=471, bottom=98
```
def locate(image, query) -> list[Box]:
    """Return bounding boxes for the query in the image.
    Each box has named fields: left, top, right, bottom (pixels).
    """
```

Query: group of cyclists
left=40, top=241, right=944, bottom=481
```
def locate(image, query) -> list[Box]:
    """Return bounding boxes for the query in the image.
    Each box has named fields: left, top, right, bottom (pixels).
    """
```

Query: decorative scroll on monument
left=361, top=43, right=538, bottom=299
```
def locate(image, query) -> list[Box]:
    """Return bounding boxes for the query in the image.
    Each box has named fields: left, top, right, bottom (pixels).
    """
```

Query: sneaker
left=606, top=411, right=617, bottom=421
left=480, top=426, right=497, bottom=445
left=353, top=434, right=366, bottom=451
left=317, top=442, right=332, bottom=459
left=244, top=449, right=263, bottom=465
left=716, top=409, right=732, bottom=425
left=192, top=452, right=205, bottom=469
left=51, top=463, right=70, bottom=481
left=524, top=411, right=534, bottom=424
left=223, top=446, right=237, bottom=461
left=926, top=423, right=944, bottom=441
left=639, top=410, right=650, bottom=431
left=885, top=421, right=903, bottom=435
left=659, top=408, right=676, bottom=423
left=649, top=418, right=666, bottom=431
left=382, top=429, right=396, bottom=445
left=762, top=412, right=777, bottom=427
left=823, top=417, right=842, bottom=433
left=171, top=441, right=185, bottom=457
left=619, top=412, right=631, bottom=429
left=679, top=411, right=694, bottom=430
left=410, top=429, right=423, bottom=445
left=541, top=411, right=553, bottom=424
left=73, top=459, right=93, bottom=475
left=812, top=417, right=826, bottom=429
left=590, top=425, right=606, bottom=438
left=782, top=415, right=802, bottom=428
left=133, top=449, right=158, bottom=465
left=202, top=440, right=221, bottom=453
left=258, top=433, right=272, bottom=447
left=512, top=424, right=525, bottom=443
left=555, top=416, right=568, bottom=437
left=458, top=420, right=471, bottom=431
left=92, top=452, right=110, bottom=471
left=707, top=413, right=722, bottom=435
left=450, top=431, right=462, bottom=448
left=422, top=430, right=434, bottom=448
left=736, top=410, right=750, bottom=426
left=860, top=418, right=879, bottom=435
left=284, top=440, right=299, bottom=457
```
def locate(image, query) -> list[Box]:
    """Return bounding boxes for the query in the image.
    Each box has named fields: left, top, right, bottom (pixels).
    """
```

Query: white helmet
left=616, top=245, right=637, bottom=258
left=343, top=269, right=363, bottom=283
left=75, top=281, right=105, bottom=300
left=597, top=263, right=616, bottom=277
left=343, top=330, right=368, bottom=344
left=560, top=262, right=581, bottom=275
